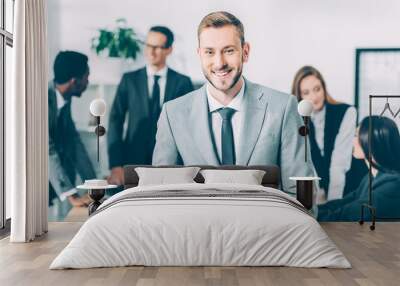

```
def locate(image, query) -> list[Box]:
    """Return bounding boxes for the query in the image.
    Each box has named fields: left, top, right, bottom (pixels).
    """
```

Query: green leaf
left=91, top=18, right=141, bottom=60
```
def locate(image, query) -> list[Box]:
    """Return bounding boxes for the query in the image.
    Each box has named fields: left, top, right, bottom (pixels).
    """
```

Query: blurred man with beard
left=152, top=11, right=315, bottom=193
left=48, top=51, right=95, bottom=207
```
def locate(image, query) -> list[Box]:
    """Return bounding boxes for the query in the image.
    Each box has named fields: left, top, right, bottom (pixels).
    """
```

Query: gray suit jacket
left=48, top=82, right=96, bottom=199
left=152, top=79, right=315, bottom=192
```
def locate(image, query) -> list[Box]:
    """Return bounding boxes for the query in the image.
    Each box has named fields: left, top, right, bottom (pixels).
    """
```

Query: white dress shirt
left=55, top=88, right=67, bottom=112
left=311, top=105, right=357, bottom=200
left=206, top=80, right=245, bottom=163
left=146, top=65, right=168, bottom=107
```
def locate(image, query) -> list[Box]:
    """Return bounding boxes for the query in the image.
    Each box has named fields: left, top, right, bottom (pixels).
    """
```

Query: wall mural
left=47, top=4, right=400, bottom=223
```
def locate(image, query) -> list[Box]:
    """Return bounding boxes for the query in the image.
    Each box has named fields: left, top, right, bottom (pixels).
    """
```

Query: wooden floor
left=1, top=220, right=400, bottom=286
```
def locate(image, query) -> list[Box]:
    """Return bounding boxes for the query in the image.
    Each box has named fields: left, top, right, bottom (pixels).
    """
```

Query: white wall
left=48, top=0, right=400, bottom=104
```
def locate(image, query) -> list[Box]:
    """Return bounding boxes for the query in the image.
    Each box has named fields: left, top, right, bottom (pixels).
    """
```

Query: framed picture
left=355, top=48, right=400, bottom=128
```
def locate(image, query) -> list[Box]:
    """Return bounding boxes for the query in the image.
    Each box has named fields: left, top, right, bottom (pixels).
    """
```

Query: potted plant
left=90, top=18, right=143, bottom=84
left=91, top=18, right=142, bottom=60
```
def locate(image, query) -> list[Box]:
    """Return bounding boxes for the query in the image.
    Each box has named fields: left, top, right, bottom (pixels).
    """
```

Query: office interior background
left=47, top=0, right=400, bottom=217
left=51, top=0, right=400, bottom=161
left=2, top=0, right=400, bottom=222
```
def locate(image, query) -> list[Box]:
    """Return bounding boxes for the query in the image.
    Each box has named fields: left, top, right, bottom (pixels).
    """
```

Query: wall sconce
left=297, top=99, right=313, bottom=162
left=289, top=99, right=320, bottom=211
left=89, top=98, right=106, bottom=162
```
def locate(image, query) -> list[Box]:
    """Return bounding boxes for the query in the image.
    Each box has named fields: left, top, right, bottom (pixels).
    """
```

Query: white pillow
left=200, top=169, right=266, bottom=185
left=135, top=167, right=201, bottom=186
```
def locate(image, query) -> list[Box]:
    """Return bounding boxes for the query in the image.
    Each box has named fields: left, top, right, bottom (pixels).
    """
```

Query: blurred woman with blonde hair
left=292, top=66, right=357, bottom=202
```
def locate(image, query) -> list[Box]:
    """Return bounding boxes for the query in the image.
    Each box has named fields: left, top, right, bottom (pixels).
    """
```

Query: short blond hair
left=197, top=11, right=245, bottom=46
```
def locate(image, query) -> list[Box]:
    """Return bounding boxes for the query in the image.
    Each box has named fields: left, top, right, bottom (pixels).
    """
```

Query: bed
left=50, top=165, right=350, bottom=269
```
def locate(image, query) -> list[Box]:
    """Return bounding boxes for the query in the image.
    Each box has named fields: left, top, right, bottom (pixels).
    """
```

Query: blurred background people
left=107, top=26, right=194, bottom=185
left=48, top=51, right=96, bottom=207
left=318, top=116, right=400, bottom=221
left=292, top=66, right=357, bottom=202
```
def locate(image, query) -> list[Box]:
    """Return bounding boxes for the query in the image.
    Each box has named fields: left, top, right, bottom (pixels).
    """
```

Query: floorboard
left=1, top=221, right=399, bottom=286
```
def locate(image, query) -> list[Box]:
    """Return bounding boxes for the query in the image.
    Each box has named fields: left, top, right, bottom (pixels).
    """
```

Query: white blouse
left=311, top=105, right=357, bottom=200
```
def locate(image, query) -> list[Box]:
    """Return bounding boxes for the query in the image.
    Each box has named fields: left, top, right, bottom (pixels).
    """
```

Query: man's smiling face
left=198, top=25, right=249, bottom=92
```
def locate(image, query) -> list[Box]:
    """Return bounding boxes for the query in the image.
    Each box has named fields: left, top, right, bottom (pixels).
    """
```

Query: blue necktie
left=218, top=107, right=236, bottom=165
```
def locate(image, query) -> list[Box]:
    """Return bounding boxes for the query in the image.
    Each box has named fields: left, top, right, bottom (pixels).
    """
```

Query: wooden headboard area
left=123, top=165, right=281, bottom=190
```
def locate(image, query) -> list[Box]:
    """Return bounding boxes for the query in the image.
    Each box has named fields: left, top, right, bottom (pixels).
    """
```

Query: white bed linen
left=50, top=183, right=351, bottom=269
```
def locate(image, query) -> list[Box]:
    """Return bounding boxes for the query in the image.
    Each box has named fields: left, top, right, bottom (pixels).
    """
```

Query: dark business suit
left=107, top=67, right=194, bottom=168
left=318, top=172, right=400, bottom=221
left=48, top=82, right=96, bottom=202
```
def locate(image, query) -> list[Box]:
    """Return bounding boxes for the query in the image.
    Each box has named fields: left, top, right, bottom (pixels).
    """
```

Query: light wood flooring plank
left=1, top=222, right=400, bottom=286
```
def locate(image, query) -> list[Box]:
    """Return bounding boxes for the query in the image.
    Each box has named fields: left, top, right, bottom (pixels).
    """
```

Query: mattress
left=50, top=183, right=351, bottom=269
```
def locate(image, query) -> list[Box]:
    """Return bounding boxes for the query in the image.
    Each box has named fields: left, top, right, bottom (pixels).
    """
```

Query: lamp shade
left=90, top=98, right=106, bottom=117
left=297, top=99, right=313, bottom=117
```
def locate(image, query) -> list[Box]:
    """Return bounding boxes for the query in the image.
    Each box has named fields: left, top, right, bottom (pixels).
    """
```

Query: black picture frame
left=354, top=48, right=400, bottom=123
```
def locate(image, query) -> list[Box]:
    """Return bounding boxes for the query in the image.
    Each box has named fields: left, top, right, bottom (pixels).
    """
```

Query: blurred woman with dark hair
left=318, top=116, right=400, bottom=221
left=292, top=66, right=357, bottom=202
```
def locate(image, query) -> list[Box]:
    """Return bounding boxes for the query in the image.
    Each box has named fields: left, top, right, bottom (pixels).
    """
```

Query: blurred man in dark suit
left=48, top=51, right=96, bottom=207
left=107, top=26, right=194, bottom=185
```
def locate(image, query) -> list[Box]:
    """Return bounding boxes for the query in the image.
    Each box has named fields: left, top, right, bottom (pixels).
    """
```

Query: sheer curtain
left=7, top=0, right=48, bottom=242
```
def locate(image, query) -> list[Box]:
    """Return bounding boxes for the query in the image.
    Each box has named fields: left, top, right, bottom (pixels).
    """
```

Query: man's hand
left=316, top=188, right=327, bottom=205
left=68, top=195, right=88, bottom=207
left=108, top=167, right=125, bottom=185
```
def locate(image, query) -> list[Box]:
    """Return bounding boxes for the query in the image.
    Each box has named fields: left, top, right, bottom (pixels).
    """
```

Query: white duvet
left=50, top=183, right=351, bottom=269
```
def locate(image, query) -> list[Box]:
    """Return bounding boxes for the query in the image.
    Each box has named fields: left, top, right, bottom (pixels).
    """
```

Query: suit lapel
left=48, top=82, right=58, bottom=134
left=164, top=68, right=177, bottom=102
left=236, top=79, right=268, bottom=165
left=135, top=68, right=150, bottom=115
left=189, top=86, right=219, bottom=165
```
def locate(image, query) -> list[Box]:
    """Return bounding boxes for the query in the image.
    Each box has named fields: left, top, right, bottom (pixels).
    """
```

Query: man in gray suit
left=108, top=26, right=194, bottom=185
left=48, top=51, right=95, bottom=206
left=152, top=12, right=315, bottom=193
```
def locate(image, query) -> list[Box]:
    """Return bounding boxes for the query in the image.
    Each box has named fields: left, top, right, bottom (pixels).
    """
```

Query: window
left=355, top=48, right=400, bottom=128
left=0, top=0, right=14, bottom=233
left=5, top=0, right=13, bottom=33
